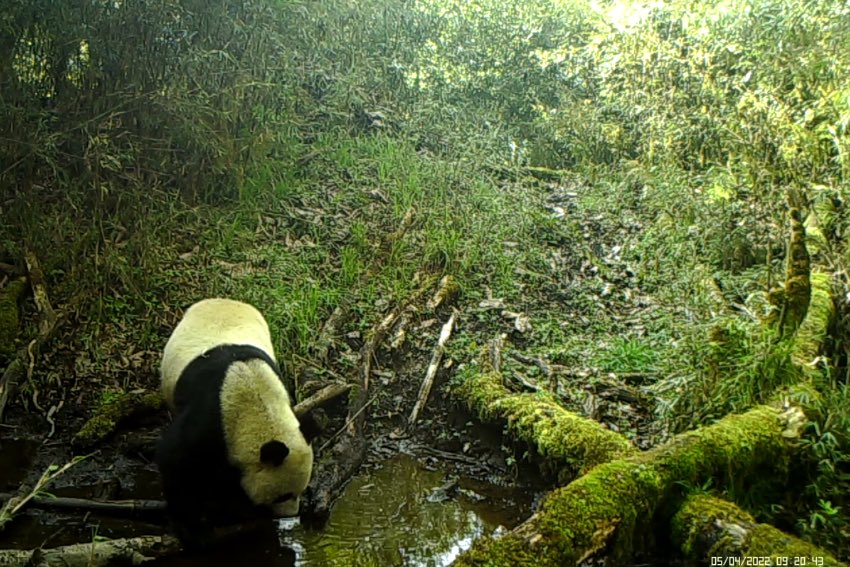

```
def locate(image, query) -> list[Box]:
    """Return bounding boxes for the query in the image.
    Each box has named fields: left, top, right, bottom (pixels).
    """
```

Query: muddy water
left=279, top=454, right=531, bottom=566
left=1, top=440, right=534, bottom=566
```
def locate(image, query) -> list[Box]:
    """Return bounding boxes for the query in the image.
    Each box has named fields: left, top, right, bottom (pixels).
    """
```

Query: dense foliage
left=2, top=0, right=848, bottom=558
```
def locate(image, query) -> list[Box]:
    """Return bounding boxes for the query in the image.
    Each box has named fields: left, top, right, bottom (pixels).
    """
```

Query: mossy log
left=777, top=208, right=811, bottom=337
left=454, top=404, right=806, bottom=566
left=789, top=271, right=833, bottom=373
left=672, top=494, right=846, bottom=566
left=72, top=390, right=164, bottom=448
left=453, top=366, right=635, bottom=480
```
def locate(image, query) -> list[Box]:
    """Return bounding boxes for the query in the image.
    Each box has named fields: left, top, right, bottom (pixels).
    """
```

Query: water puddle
left=1, top=442, right=535, bottom=566
left=278, top=454, right=532, bottom=566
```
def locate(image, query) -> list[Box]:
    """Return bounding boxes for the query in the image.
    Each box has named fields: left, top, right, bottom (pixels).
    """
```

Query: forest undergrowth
left=1, top=0, right=849, bottom=559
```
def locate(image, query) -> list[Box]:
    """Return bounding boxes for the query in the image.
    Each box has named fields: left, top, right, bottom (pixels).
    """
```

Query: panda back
left=161, top=298, right=275, bottom=408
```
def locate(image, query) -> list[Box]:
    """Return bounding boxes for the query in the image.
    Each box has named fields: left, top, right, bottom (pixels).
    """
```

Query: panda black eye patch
left=273, top=493, right=294, bottom=504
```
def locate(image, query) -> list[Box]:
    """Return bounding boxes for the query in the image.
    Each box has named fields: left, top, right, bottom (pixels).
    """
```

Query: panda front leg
left=156, top=424, right=218, bottom=551
left=162, top=480, right=217, bottom=551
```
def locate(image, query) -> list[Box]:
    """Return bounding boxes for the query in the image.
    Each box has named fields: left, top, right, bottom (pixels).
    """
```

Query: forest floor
left=0, top=139, right=733, bottom=558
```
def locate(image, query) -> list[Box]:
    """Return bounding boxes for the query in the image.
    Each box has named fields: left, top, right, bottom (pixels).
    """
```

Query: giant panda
left=155, top=298, right=320, bottom=549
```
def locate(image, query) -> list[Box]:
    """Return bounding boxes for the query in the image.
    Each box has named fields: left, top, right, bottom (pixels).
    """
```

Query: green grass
left=592, top=337, right=659, bottom=375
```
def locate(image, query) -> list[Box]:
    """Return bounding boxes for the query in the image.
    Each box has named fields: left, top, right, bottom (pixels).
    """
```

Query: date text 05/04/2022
left=711, top=557, right=826, bottom=567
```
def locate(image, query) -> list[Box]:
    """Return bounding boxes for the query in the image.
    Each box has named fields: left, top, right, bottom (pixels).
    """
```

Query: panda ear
left=298, top=412, right=323, bottom=444
left=260, top=440, right=289, bottom=466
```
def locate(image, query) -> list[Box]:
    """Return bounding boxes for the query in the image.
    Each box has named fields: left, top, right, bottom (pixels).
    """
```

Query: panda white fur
left=156, top=298, right=320, bottom=548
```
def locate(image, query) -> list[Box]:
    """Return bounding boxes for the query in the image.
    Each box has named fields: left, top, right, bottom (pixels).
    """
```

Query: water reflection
left=278, top=455, right=515, bottom=566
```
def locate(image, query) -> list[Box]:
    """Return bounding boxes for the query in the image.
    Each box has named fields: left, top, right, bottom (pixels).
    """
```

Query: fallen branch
left=408, top=311, right=457, bottom=426
left=293, top=382, right=352, bottom=418
left=0, top=493, right=167, bottom=517
left=509, top=351, right=554, bottom=378
left=426, top=275, right=459, bottom=310
left=0, top=456, right=87, bottom=532
left=24, top=249, right=56, bottom=337
left=389, top=311, right=411, bottom=350
left=313, top=305, right=347, bottom=365
left=0, top=534, right=181, bottom=567
left=507, top=370, right=541, bottom=393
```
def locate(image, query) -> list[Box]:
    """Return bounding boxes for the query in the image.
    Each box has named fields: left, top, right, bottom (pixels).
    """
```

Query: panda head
left=219, top=359, right=323, bottom=518
left=233, top=407, right=323, bottom=517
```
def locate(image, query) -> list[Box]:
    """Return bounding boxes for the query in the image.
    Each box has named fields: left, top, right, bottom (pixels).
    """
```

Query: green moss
left=650, top=406, right=791, bottom=489
left=72, top=389, right=164, bottom=448
left=790, top=271, right=833, bottom=373
left=453, top=367, right=635, bottom=475
left=454, top=404, right=801, bottom=566
left=780, top=209, right=811, bottom=337
left=0, top=278, right=26, bottom=356
left=673, top=495, right=846, bottom=566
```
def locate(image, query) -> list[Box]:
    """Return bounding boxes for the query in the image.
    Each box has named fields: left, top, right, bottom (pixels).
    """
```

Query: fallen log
left=453, top=403, right=808, bottom=566
left=789, top=271, right=832, bottom=372
left=0, top=534, right=180, bottom=567
left=452, top=360, right=636, bottom=481
left=0, top=493, right=167, bottom=518
left=672, top=494, right=846, bottom=566
left=778, top=207, right=812, bottom=337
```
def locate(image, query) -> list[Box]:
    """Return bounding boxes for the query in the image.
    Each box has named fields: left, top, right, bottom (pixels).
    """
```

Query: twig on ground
left=0, top=456, right=88, bottom=532
left=293, top=382, right=352, bottom=418
left=508, top=371, right=542, bottom=393
left=489, top=334, right=505, bottom=374
left=408, top=311, right=457, bottom=426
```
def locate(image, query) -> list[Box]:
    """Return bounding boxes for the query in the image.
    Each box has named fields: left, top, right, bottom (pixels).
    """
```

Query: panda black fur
left=156, top=298, right=320, bottom=549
